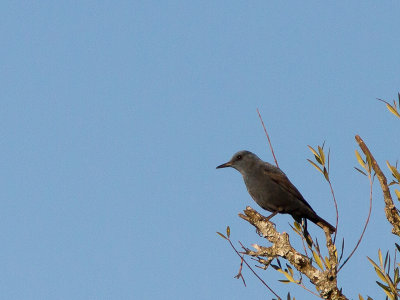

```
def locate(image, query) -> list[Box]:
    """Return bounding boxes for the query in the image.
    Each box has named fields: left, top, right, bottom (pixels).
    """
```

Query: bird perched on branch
left=216, top=150, right=335, bottom=234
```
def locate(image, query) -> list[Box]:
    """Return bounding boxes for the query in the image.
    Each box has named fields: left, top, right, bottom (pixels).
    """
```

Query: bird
left=216, top=150, right=335, bottom=234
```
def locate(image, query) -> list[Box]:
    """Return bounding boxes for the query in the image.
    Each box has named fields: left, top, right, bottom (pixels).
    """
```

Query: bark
left=239, top=207, right=347, bottom=300
left=355, top=135, right=400, bottom=236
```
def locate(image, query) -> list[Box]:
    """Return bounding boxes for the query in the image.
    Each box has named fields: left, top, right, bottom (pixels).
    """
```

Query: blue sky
left=1, top=1, right=400, bottom=299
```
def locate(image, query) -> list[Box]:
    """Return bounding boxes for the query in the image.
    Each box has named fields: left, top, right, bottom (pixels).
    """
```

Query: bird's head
left=216, top=150, right=260, bottom=174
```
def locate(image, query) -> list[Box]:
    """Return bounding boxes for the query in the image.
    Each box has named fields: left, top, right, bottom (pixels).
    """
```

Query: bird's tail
left=312, top=215, right=336, bottom=234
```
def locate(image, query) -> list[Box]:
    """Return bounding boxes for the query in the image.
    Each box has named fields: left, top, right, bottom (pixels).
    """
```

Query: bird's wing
left=265, top=169, right=314, bottom=210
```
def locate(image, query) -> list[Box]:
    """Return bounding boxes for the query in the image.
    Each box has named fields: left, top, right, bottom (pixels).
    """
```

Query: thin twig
left=311, top=237, right=329, bottom=270
left=234, top=256, right=247, bottom=287
left=338, top=238, right=345, bottom=264
left=226, top=237, right=282, bottom=299
left=377, top=98, right=391, bottom=105
left=326, top=149, right=339, bottom=244
left=327, top=179, right=339, bottom=244
left=289, top=223, right=309, bottom=257
left=257, top=108, right=279, bottom=168
left=297, top=281, right=324, bottom=299
left=338, top=166, right=372, bottom=272
left=300, top=231, right=309, bottom=257
left=327, top=148, right=331, bottom=173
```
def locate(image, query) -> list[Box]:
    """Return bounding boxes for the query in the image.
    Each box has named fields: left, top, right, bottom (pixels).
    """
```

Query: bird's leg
left=265, top=211, right=278, bottom=221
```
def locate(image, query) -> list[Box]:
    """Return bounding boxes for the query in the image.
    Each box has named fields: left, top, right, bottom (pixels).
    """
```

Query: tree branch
left=239, top=206, right=347, bottom=300
left=355, top=135, right=400, bottom=236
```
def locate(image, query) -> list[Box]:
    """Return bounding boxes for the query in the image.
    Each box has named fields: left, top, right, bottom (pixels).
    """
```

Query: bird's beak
left=216, top=161, right=232, bottom=169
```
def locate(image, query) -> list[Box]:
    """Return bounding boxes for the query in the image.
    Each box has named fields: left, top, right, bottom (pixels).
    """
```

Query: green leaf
left=338, top=238, right=345, bottom=263
left=387, top=161, right=400, bottom=182
left=277, top=269, right=296, bottom=283
left=293, top=221, right=301, bottom=232
left=386, top=103, right=400, bottom=119
left=315, top=238, right=321, bottom=253
left=386, top=161, right=394, bottom=173
left=226, top=226, right=230, bottom=238
left=307, top=159, right=323, bottom=174
left=278, top=279, right=290, bottom=284
left=271, top=264, right=280, bottom=271
left=366, top=154, right=372, bottom=173
left=355, top=150, right=366, bottom=169
left=314, top=155, right=322, bottom=165
left=376, top=281, right=390, bottom=292
left=395, top=189, right=400, bottom=201
left=398, top=93, right=400, bottom=107
left=313, top=251, right=324, bottom=270
left=354, top=167, right=367, bottom=176
left=216, top=232, right=227, bottom=240
left=318, top=146, right=325, bottom=165
left=378, top=249, right=383, bottom=268
left=374, top=267, right=388, bottom=284
left=286, top=264, right=294, bottom=277
left=276, top=258, right=282, bottom=269
left=384, top=250, right=389, bottom=270
left=291, top=224, right=302, bottom=236
left=367, top=256, right=381, bottom=271
left=325, top=257, right=331, bottom=269
left=376, top=281, right=395, bottom=300
left=393, top=168, right=400, bottom=182
left=308, top=145, right=319, bottom=158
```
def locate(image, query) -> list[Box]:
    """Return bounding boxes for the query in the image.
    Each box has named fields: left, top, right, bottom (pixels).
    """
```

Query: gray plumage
left=216, top=150, right=335, bottom=233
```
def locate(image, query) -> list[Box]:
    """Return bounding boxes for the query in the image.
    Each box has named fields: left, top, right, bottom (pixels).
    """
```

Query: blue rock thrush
left=217, top=150, right=335, bottom=233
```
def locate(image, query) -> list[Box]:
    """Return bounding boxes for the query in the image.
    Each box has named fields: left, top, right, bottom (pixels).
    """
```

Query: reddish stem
left=257, top=108, right=279, bottom=168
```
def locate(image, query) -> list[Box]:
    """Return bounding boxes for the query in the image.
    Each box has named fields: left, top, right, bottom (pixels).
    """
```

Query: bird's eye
left=236, top=155, right=242, bottom=160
